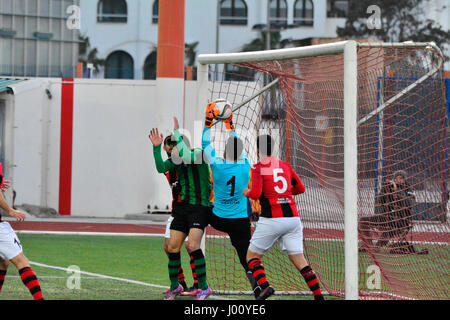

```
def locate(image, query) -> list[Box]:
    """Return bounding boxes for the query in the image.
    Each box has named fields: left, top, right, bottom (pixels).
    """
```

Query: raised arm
left=173, top=117, right=203, bottom=164
left=149, top=128, right=175, bottom=173
left=202, top=126, right=218, bottom=164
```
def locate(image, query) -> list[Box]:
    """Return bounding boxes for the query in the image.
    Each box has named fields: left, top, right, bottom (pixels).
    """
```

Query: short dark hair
left=257, top=134, right=274, bottom=156
left=225, top=137, right=244, bottom=161
left=164, top=135, right=177, bottom=147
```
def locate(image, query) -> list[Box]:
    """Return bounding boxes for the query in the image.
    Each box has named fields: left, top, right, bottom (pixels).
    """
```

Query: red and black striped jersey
left=246, top=156, right=305, bottom=218
left=165, top=169, right=182, bottom=215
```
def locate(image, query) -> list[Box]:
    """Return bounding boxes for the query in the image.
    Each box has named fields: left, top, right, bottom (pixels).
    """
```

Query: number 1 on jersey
left=227, top=176, right=236, bottom=196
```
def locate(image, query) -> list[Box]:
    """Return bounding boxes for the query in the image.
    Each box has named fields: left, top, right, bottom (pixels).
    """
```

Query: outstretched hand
left=149, top=128, right=164, bottom=147
left=205, top=102, right=218, bottom=128
left=173, top=117, right=180, bottom=131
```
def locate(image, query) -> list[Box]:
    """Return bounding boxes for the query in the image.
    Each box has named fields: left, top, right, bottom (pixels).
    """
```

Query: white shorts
left=165, top=216, right=188, bottom=241
left=249, top=217, right=304, bottom=255
left=0, top=222, right=23, bottom=261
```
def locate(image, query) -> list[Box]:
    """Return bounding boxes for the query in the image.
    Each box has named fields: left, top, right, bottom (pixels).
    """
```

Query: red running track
left=8, top=220, right=449, bottom=243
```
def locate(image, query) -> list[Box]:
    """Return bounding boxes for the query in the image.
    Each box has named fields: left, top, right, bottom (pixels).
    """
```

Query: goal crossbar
left=197, top=41, right=442, bottom=65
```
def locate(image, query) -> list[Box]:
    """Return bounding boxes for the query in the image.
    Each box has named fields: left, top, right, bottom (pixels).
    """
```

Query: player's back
left=211, top=158, right=250, bottom=219
left=249, top=155, right=305, bottom=218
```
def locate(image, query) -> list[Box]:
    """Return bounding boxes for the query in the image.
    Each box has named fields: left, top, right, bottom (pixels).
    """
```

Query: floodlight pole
left=343, top=40, right=359, bottom=300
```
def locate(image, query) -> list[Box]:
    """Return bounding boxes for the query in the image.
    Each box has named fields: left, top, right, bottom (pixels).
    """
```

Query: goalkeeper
left=201, top=102, right=261, bottom=298
left=150, top=117, right=212, bottom=300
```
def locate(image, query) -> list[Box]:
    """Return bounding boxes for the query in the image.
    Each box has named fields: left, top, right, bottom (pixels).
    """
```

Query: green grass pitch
left=2, top=233, right=445, bottom=300
left=0, top=233, right=342, bottom=300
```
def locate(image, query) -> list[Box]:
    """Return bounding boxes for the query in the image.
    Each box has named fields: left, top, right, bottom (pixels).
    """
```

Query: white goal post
left=195, top=40, right=445, bottom=300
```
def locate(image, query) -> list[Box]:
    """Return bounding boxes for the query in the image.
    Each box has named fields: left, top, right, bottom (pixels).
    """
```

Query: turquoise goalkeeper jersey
left=202, top=127, right=250, bottom=219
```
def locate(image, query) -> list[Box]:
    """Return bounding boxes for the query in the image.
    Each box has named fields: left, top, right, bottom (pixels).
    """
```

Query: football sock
left=248, top=258, right=269, bottom=290
left=0, top=269, right=6, bottom=292
left=19, top=267, right=43, bottom=300
left=191, top=249, right=207, bottom=290
left=168, top=252, right=181, bottom=291
left=190, top=254, right=199, bottom=288
left=300, top=266, right=324, bottom=300
left=178, top=265, right=187, bottom=289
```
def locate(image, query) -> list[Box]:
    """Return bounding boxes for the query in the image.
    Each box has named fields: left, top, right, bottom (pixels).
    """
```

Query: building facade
left=79, top=0, right=349, bottom=80
left=0, top=0, right=80, bottom=78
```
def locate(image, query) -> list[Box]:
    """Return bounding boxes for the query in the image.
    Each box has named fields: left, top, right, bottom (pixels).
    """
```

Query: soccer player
left=0, top=162, right=44, bottom=300
left=149, top=117, right=212, bottom=300
left=201, top=102, right=260, bottom=297
left=160, top=135, right=198, bottom=293
left=243, top=134, right=324, bottom=300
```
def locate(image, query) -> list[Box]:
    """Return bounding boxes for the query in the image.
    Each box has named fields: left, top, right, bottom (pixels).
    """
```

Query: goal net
left=196, top=41, right=449, bottom=300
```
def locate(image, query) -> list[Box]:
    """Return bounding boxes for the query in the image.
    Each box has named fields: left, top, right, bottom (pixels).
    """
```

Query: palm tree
left=78, top=35, right=105, bottom=74
left=242, top=30, right=284, bottom=52
left=185, top=41, right=199, bottom=66
left=185, top=41, right=199, bottom=80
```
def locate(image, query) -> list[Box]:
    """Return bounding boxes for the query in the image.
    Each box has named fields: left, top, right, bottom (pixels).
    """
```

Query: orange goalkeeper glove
left=205, top=102, right=220, bottom=128
left=224, top=112, right=235, bottom=131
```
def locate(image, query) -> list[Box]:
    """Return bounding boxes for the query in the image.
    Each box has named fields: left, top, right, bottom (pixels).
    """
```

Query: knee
left=163, top=241, right=170, bottom=255
left=0, top=258, right=9, bottom=270
left=185, top=241, right=200, bottom=253
left=246, top=250, right=262, bottom=263
left=10, top=253, right=30, bottom=270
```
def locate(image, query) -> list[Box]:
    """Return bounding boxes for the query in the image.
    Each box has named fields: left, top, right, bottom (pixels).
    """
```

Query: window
left=143, top=51, right=157, bottom=80
left=294, top=0, right=314, bottom=26
left=105, top=51, right=134, bottom=79
left=97, top=0, right=127, bottom=23
left=327, top=0, right=348, bottom=18
left=269, top=0, right=288, bottom=29
left=152, top=0, right=158, bottom=24
left=220, top=0, right=248, bottom=25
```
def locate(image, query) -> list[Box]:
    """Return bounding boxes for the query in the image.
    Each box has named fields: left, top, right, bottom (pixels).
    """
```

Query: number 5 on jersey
left=273, top=169, right=288, bottom=194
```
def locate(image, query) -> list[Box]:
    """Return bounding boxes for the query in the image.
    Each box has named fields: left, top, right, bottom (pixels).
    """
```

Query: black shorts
left=208, top=211, right=252, bottom=271
left=170, top=203, right=211, bottom=234
left=208, top=212, right=251, bottom=240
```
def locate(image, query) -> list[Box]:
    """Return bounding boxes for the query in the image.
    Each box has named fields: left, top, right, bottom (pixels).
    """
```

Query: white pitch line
left=29, top=261, right=230, bottom=300
left=30, top=261, right=168, bottom=289
left=16, top=230, right=163, bottom=237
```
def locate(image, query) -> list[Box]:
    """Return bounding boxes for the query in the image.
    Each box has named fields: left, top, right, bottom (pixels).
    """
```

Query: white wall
left=71, top=79, right=169, bottom=217
left=9, top=79, right=62, bottom=210
left=9, top=78, right=200, bottom=217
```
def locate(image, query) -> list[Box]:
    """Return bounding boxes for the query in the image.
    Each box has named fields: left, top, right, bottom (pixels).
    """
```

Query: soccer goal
left=196, top=41, right=449, bottom=300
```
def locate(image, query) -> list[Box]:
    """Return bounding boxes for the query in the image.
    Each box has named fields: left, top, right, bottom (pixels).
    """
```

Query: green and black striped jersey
left=153, top=130, right=212, bottom=207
